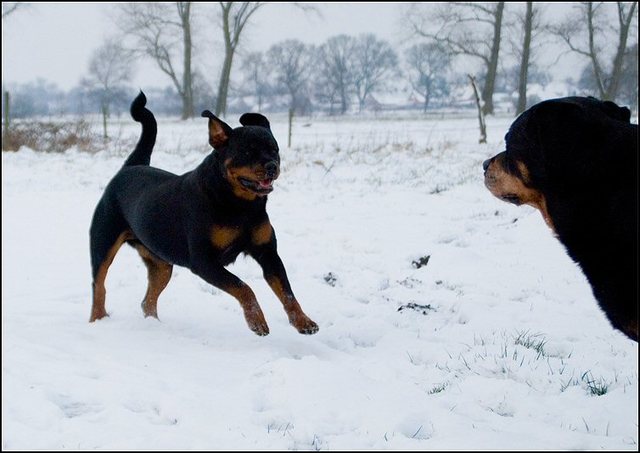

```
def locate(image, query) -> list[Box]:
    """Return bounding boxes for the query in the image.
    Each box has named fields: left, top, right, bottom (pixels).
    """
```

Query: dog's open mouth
left=239, top=177, right=274, bottom=195
left=500, top=193, right=522, bottom=205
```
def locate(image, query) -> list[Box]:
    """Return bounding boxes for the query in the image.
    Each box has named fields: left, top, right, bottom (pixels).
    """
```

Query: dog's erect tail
left=124, top=91, right=157, bottom=167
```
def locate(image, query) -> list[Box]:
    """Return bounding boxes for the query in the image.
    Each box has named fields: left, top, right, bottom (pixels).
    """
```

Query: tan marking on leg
left=134, top=244, right=173, bottom=319
left=252, top=221, right=273, bottom=246
left=90, top=230, right=134, bottom=322
left=210, top=225, right=242, bottom=250
left=266, top=276, right=319, bottom=334
left=226, top=284, right=269, bottom=336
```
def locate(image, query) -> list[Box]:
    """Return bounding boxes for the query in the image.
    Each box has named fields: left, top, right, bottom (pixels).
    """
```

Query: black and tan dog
left=483, top=96, right=637, bottom=341
left=89, top=92, right=318, bottom=336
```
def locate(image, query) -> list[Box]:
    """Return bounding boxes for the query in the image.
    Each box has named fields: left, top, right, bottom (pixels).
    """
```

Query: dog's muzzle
left=265, top=161, right=278, bottom=178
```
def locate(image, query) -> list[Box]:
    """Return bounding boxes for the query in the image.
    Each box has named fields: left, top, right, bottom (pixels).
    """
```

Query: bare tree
left=316, top=35, right=356, bottom=115
left=407, top=2, right=505, bottom=115
left=240, top=51, right=271, bottom=111
left=214, top=2, right=264, bottom=116
left=117, top=2, right=195, bottom=119
left=267, top=39, right=314, bottom=114
left=81, top=39, right=135, bottom=139
left=405, top=42, right=451, bottom=113
left=351, top=34, right=398, bottom=112
left=551, top=2, right=637, bottom=101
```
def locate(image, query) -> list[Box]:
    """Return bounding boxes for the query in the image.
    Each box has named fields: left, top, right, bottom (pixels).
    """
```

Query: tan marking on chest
left=252, top=222, right=273, bottom=245
left=211, top=225, right=242, bottom=250
left=527, top=197, right=556, bottom=234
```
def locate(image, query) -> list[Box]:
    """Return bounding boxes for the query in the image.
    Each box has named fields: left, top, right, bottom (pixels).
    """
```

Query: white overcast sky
left=2, top=2, right=583, bottom=92
left=2, top=2, right=407, bottom=90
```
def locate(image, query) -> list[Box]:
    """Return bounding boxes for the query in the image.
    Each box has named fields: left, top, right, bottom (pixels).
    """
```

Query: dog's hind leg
left=89, top=229, right=133, bottom=322
left=89, top=200, right=133, bottom=322
left=132, top=243, right=173, bottom=319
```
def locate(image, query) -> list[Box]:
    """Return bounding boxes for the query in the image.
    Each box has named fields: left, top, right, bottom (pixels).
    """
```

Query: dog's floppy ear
left=201, top=110, right=233, bottom=149
left=239, top=113, right=271, bottom=130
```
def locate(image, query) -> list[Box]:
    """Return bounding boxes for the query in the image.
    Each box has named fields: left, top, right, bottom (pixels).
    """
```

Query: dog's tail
left=124, top=91, right=157, bottom=167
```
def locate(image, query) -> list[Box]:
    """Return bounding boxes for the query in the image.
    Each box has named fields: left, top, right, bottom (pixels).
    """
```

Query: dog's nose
left=483, top=158, right=492, bottom=172
left=264, top=161, right=278, bottom=177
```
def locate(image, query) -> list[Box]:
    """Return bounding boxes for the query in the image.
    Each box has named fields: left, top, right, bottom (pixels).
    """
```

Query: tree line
left=2, top=2, right=638, bottom=134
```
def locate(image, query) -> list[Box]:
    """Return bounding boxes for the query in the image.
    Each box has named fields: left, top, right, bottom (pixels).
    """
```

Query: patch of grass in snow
left=267, top=421, right=295, bottom=437
left=581, top=371, right=610, bottom=396
left=513, top=330, right=548, bottom=358
left=560, top=370, right=611, bottom=396
left=428, top=382, right=448, bottom=394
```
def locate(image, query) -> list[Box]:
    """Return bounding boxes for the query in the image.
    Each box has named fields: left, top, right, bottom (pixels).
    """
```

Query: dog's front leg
left=191, top=260, right=269, bottom=336
left=249, top=238, right=319, bottom=335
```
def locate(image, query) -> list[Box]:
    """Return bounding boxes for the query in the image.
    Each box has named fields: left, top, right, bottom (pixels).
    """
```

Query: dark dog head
left=483, top=96, right=633, bottom=232
left=202, top=110, right=280, bottom=201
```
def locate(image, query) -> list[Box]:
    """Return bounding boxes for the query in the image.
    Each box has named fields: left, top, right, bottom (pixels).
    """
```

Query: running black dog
left=484, top=96, right=637, bottom=341
left=89, top=92, right=318, bottom=336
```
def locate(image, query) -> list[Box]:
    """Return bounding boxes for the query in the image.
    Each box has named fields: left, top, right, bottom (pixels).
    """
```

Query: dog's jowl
left=89, top=92, right=318, bottom=336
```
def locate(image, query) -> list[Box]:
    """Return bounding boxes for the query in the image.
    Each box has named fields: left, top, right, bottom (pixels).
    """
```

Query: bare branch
left=2, top=2, right=26, bottom=19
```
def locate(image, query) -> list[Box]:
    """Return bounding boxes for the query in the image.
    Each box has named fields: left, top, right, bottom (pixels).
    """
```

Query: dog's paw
left=250, top=322, right=270, bottom=336
left=89, top=311, right=109, bottom=322
left=295, top=318, right=319, bottom=335
left=245, top=309, right=270, bottom=336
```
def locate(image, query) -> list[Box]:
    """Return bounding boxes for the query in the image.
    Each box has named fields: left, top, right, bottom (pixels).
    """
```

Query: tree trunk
left=516, top=2, right=533, bottom=115
left=288, top=108, right=294, bottom=148
left=481, top=2, right=504, bottom=116
left=215, top=43, right=234, bottom=117
left=340, top=81, right=348, bottom=114
left=586, top=3, right=607, bottom=98
left=101, top=103, right=108, bottom=139
left=181, top=2, right=194, bottom=119
left=604, top=2, right=636, bottom=100
left=3, top=91, right=10, bottom=132
left=422, top=86, right=431, bottom=113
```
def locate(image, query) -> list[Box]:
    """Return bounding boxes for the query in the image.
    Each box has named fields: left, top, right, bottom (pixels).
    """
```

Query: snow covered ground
left=2, top=111, right=637, bottom=450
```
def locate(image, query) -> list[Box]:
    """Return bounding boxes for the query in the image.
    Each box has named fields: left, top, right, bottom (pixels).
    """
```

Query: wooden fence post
left=288, top=108, right=294, bottom=148
left=468, top=75, right=487, bottom=144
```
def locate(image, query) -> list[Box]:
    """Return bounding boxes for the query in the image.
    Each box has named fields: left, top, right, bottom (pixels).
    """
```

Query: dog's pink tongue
left=259, top=179, right=273, bottom=189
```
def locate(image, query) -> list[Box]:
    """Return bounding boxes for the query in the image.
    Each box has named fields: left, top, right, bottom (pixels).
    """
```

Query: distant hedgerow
left=2, top=120, right=101, bottom=153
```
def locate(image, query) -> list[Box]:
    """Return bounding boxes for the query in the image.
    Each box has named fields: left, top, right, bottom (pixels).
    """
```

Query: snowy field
left=2, top=111, right=638, bottom=450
